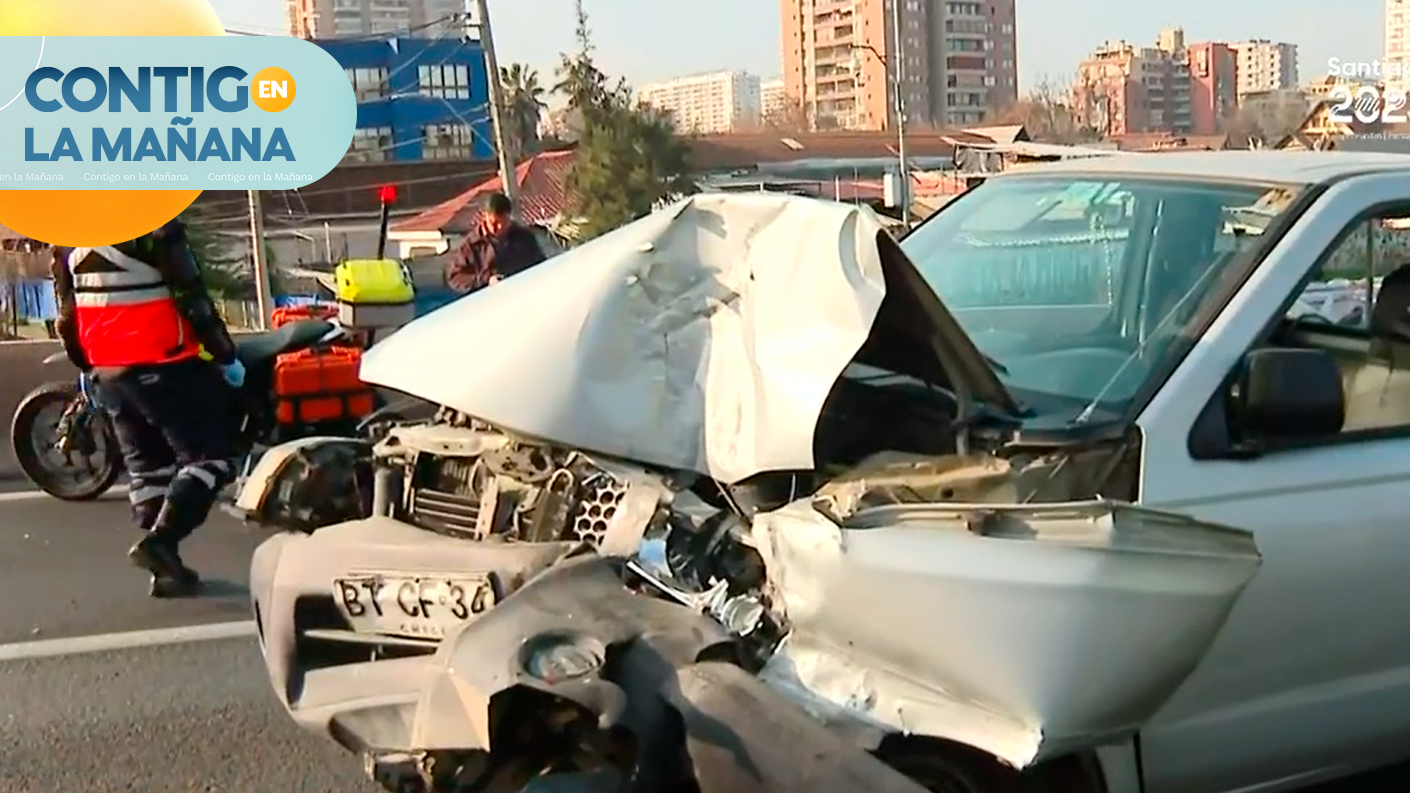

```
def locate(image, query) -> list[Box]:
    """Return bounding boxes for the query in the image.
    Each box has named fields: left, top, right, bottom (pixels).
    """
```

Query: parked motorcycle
left=9, top=318, right=362, bottom=501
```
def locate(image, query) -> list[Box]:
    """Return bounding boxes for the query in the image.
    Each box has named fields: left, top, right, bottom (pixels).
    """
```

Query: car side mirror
left=1232, top=348, right=1344, bottom=443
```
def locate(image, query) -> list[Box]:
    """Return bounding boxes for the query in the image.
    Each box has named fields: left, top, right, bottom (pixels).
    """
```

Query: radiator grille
left=409, top=488, right=480, bottom=536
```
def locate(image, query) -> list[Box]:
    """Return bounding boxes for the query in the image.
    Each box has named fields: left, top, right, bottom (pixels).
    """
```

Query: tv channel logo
left=0, top=36, right=355, bottom=190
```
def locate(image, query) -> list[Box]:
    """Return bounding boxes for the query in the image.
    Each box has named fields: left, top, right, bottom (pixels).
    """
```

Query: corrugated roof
left=686, top=129, right=990, bottom=172
left=392, top=150, right=576, bottom=234
left=1107, top=133, right=1230, bottom=151
left=962, top=124, right=1029, bottom=144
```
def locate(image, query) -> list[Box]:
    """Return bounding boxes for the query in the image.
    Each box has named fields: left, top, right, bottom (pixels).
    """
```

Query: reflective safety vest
left=67, top=245, right=203, bottom=367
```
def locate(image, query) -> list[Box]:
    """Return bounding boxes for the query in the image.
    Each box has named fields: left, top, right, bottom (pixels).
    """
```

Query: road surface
left=0, top=480, right=1405, bottom=793
left=0, top=483, right=381, bottom=793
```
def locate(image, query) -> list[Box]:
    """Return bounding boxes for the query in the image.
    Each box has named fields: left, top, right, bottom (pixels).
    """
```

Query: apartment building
left=1230, top=40, right=1299, bottom=96
left=761, top=78, right=787, bottom=117
left=1073, top=28, right=1192, bottom=136
left=288, top=0, right=460, bottom=39
left=638, top=71, right=763, bottom=134
left=1186, top=41, right=1237, bottom=134
left=319, top=37, right=493, bottom=162
left=779, top=0, right=1018, bottom=132
left=1387, top=0, right=1410, bottom=94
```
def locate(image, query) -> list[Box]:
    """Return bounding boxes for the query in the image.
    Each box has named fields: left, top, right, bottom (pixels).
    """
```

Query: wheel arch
left=873, top=732, right=1128, bottom=793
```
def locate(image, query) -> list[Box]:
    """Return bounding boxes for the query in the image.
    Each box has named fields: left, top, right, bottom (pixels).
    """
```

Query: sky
left=212, top=0, right=1387, bottom=95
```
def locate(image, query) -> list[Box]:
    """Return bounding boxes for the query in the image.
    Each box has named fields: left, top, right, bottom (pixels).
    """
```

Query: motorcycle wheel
left=10, top=382, right=123, bottom=501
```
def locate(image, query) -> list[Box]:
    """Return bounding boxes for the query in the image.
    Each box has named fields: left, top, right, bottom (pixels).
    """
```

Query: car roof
left=989, top=150, right=1410, bottom=185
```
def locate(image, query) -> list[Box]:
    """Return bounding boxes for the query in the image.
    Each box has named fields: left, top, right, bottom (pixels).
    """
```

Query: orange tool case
left=269, top=304, right=375, bottom=425
left=271, top=304, right=337, bottom=328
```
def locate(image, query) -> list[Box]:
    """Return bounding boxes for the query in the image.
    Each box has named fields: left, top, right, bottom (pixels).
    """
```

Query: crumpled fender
left=412, top=557, right=929, bottom=793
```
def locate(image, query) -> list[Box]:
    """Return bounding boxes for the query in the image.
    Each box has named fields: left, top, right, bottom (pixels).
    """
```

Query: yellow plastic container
left=334, top=258, right=415, bottom=328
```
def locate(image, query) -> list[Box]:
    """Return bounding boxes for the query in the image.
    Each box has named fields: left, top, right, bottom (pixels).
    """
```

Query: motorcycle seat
left=236, top=319, right=339, bottom=366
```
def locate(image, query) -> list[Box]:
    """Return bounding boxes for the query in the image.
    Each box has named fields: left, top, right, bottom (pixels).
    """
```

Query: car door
left=1135, top=172, right=1410, bottom=793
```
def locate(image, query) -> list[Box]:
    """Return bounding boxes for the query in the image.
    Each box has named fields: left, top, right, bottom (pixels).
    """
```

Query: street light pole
left=247, top=189, right=274, bottom=330
left=468, top=0, right=519, bottom=209
left=890, top=0, right=910, bottom=228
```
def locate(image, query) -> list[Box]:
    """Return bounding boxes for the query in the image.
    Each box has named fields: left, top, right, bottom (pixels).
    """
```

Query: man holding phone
left=444, top=191, right=548, bottom=295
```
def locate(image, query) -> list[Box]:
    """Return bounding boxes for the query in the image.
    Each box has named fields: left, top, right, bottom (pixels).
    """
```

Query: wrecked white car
left=239, top=151, right=1410, bottom=793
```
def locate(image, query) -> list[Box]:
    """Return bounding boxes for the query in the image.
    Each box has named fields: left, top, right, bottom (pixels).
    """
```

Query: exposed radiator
left=408, top=488, right=480, bottom=536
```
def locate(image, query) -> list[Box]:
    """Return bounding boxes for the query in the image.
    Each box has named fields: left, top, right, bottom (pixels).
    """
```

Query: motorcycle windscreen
left=750, top=499, right=1261, bottom=769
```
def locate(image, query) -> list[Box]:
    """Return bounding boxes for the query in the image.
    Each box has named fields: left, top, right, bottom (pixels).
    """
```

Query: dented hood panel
left=360, top=193, right=1013, bottom=484
left=751, top=500, right=1261, bottom=769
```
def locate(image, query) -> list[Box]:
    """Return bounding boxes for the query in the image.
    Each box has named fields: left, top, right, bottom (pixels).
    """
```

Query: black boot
left=128, top=534, right=202, bottom=598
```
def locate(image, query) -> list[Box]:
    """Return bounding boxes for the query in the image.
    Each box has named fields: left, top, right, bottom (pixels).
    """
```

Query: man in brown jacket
left=444, top=191, right=548, bottom=295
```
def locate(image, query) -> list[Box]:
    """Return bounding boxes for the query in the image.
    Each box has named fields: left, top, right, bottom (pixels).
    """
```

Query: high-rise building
left=1386, top=0, right=1409, bottom=93
left=1229, top=40, right=1299, bottom=97
left=1186, top=41, right=1237, bottom=134
left=779, top=0, right=1018, bottom=132
left=288, top=0, right=461, bottom=39
left=1072, top=29, right=1193, bottom=136
left=638, top=71, right=764, bottom=134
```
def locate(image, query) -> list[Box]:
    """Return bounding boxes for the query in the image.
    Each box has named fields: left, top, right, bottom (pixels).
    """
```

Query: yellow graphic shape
left=251, top=67, right=296, bottom=113
left=0, top=0, right=225, bottom=246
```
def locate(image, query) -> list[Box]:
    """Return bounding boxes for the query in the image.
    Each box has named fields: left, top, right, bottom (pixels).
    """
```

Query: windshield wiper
left=984, top=353, right=1008, bottom=375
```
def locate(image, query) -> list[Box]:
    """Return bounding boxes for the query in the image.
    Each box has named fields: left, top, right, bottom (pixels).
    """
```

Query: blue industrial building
left=313, top=37, right=495, bottom=163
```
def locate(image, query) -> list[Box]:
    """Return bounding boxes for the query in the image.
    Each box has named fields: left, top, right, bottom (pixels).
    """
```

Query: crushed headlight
left=520, top=633, right=605, bottom=684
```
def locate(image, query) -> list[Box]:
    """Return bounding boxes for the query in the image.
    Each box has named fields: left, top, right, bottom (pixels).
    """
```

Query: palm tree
left=500, top=63, right=547, bottom=156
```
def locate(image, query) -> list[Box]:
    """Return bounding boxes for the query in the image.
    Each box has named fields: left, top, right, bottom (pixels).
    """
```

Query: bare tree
left=993, top=73, right=1103, bottom=144
left=761, top=94, right=811, bottom=133
left=1219, top=99, right=1310, bottom=147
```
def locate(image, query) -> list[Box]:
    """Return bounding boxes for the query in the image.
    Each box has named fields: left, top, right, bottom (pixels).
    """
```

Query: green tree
left=181, top=210, right=246, bottom=296
left=181, top=209, right=283, bottom=298
left=554, top=0, right=695, bottom=240
left=500, top=63, right=547, bottom=155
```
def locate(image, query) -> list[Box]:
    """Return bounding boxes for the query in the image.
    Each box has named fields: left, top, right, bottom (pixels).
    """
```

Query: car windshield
left=900, top=174, right=1306, bottom=423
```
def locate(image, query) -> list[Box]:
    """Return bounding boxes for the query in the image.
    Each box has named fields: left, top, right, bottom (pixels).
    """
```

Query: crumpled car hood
left=361, top=193, right=1012, bottom=484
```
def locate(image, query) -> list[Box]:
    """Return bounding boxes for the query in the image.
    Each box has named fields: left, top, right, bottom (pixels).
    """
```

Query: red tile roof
left=393, top=149, right=576, bottom=234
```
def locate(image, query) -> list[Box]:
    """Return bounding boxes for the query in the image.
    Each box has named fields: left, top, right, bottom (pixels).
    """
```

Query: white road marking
left=0, top=485, right=129, bottom=503
left=0, top=620, right=256, bottom=662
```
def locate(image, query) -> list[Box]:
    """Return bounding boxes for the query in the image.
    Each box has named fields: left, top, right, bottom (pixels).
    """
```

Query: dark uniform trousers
left=96, top=357, right=234, bottom=541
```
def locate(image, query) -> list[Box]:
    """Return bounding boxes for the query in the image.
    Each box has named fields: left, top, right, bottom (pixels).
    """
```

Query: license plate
left=333, top=573, right=497, bottom=639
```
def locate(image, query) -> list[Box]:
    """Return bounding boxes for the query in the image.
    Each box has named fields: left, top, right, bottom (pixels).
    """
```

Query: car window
left=903, top=176, right=1300, bottom=420
left=1256, top=209, right=1410, bottom=435
left=1283, top=216, right=1410, bottom=330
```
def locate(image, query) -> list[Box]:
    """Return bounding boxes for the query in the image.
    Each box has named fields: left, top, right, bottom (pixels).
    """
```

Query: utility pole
left=468, top=0, right=518, bottom=208
left=890, top=0, right=910, bottom=229
left=247, top=189, right=274, bottom=330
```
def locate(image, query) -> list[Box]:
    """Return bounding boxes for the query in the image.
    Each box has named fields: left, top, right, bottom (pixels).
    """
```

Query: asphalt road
left=0, top=480, right=1407, bottom=793
left=0, top=483, right=382, bottom=793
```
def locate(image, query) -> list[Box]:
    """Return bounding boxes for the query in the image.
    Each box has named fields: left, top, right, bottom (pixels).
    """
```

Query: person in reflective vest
left=51, top=219, right=245, bottom=598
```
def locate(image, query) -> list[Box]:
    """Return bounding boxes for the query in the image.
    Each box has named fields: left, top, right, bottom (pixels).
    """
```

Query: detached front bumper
left=249, top=516, right=582, bottom=748
left=251, top=520, right=930, bottom=793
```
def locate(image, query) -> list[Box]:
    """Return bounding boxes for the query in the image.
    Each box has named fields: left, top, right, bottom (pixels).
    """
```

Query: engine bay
left=297, top=368, right=1141, bottom=669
